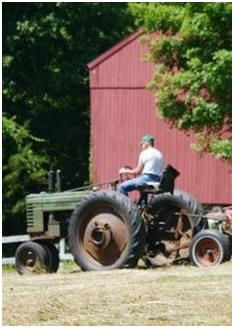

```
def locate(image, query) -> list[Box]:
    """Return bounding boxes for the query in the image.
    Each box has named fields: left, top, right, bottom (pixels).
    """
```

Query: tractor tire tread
left=68, top=190, right=145, bottom=271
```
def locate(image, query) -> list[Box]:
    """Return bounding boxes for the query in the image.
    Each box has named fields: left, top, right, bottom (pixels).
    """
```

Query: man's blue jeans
left=118, top=174, right=160, bottom=196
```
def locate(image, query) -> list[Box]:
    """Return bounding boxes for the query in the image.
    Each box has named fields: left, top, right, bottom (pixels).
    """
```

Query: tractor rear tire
left=174, top=189, right=203, bottom=216
left=15, top=241, right=48, bottom=275
left=68, top=190, right=145, bottom=271
left=174, top=189, right=206, bottom=231
left=189, top=229, right=230, bottom=268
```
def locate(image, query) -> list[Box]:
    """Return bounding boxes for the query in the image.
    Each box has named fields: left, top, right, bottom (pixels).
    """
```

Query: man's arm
left=119, top=162, right=144, bottom=176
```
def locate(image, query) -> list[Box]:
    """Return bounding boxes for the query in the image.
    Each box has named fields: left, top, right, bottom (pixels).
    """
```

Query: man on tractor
left=118, top=134, right=164, bottom=198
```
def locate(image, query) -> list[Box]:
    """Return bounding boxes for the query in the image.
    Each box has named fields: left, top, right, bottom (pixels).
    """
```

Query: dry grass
left=2, top=261, right=232, bottom=326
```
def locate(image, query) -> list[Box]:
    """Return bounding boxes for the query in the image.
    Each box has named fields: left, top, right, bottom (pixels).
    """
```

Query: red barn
left=87, top=31, right=231, bottom=205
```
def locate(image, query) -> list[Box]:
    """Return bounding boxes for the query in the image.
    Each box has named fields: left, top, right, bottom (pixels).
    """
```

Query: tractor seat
left=146, top=182, right=160, bottom=190
left=136, top=182, right=160, bottom=193
left=136, top=165, right=180, bottom=194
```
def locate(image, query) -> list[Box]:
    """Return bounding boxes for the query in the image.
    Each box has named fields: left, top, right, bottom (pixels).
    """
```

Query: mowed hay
left=2, top=261, right=232, bottom=326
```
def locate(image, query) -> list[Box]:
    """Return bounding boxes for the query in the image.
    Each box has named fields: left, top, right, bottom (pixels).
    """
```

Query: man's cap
left=140, top=134, right=154, bottom=145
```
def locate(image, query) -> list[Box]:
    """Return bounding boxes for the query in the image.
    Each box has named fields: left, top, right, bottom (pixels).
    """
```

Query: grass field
left=2, top=260, right=232, bottom=326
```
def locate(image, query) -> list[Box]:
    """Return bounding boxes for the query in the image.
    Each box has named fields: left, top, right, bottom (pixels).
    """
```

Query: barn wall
left=89, top=34, right=232, bottom=205
left=89, top=35, right=154, bottom=88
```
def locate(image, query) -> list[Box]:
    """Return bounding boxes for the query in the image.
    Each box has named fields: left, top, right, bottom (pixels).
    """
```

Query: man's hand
left=119, top=167, right=127, bottom=175
left=119, top=163, right=143, bottom=176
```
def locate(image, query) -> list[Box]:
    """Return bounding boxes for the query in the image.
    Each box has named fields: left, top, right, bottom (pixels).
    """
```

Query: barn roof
left=87, top=30, right=144, bottom=70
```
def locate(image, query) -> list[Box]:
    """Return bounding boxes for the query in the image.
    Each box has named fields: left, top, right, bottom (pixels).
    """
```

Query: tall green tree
left=2, top=114, right=47, bottom=234
left=3, top=2, right=134, bottom=234
left=129, top=2, right=232, bottom=162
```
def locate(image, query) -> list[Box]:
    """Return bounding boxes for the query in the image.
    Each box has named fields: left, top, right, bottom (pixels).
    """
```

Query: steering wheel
left=119, top=166, right=137, bottom=183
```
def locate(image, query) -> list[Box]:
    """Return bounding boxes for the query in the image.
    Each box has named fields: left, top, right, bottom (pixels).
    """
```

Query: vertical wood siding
left=89, top=33, right=232, bottom=204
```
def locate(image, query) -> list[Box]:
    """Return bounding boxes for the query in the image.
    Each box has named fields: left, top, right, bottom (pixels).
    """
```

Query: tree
left=3, top=2, right=134, bottom=234
left=2, top=114, right=47, bottom=234
left=129, top=2, right=232, bottom=162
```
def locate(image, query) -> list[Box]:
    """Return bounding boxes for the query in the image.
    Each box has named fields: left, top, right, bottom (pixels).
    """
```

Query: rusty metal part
left=180, top=208, right=231, bottom=222
left=30, top=232, right=57, bottom=240
left=145, top=210, right=193, bottom=266
left=194, top=237, right=222, bottom=267
left=222, top=207, right=232, bottom=236
left=78, top=213, right=129, bottom=266
left=167, top=212, right=192, bottom=252
left=222, top=220, right=232, bottom=236
left=205, top=212, right=227, bottom=221
left=177, top=208, right=233, bottom=238
left=174, top=211, right=184, bottom=239
left=162, top=234, right=192, bottom=253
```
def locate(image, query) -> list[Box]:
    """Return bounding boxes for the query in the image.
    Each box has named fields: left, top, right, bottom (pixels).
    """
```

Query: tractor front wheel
left=39, top=242, right=60, bottom=273
left=15, top=241, right=48, bottom=274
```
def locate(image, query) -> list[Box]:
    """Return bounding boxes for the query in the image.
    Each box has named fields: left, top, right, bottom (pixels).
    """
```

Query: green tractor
left=15, top=165, right=229, bottom=274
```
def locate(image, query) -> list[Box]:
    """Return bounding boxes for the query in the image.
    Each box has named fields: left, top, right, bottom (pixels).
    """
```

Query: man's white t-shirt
left=139, top=147, right=164, bottom=176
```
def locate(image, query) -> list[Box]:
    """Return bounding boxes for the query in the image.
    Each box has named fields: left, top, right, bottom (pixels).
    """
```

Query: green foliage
left=129, top=2, right=185, bottom=33
left=129, top=2, right=232, bottom=162
left=2, top=115, right=47, bottom=234
left=191, top=133, right=232, bottom=163
left=209, top=139, right=232, bottom=162
left=3, top=2, right=134, bottom=235
left=2, top=115, right=46, bottom=173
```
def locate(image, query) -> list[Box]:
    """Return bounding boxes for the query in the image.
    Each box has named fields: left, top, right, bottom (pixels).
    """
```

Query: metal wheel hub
left=80, top=213, right=128, bottom=266
left=23, top=251, right=36, bottom=268
left=90, top=223, right=112, bottom=249
left=196, top=238, right=220, bottom=266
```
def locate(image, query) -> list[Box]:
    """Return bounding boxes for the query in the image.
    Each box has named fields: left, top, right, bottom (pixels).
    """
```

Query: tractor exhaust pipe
left=48, top=166, right=62, bottom=192
left=48, top=169, right=55, bottom=192
left=56, top=170, right=62, bottom=192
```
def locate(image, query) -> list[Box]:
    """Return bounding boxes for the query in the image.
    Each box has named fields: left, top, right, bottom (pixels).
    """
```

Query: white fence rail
left=2, top=235, right=73, bottom=265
